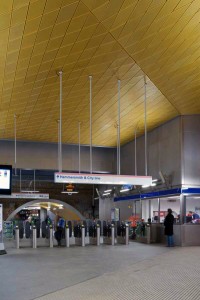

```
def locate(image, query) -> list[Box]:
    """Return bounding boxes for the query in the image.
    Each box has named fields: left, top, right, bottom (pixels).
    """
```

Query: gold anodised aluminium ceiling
left=0, top=0, right=199, bottom=147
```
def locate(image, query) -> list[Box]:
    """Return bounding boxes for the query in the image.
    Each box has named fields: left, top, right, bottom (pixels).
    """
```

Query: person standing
left=192, top=211, right=199, bottom=220
left=164, top=208, right=174, bottom=247
left=55, top=216, right=65, bottom=246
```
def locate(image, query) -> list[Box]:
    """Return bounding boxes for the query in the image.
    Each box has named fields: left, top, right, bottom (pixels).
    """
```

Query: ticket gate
left=89, top=222, right=100, bottom=246
left=117, top=222, right=129, bottom=245
left=74, top=224, right=86, bottom=246
left=15, top=223, right=53, bottom=249
left=103, top=222, right=115, bottom=245
left=13, top=219, right=129, bottom=249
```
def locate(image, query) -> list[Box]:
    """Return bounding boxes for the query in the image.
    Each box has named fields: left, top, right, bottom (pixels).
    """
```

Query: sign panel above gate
left=54, top=172, right=152, bottom=186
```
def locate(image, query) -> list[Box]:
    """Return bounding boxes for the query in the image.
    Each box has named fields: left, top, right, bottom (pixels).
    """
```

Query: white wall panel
left=121, top=117, right=181, bottom=186
left=182, top=116, right=200, bottom=186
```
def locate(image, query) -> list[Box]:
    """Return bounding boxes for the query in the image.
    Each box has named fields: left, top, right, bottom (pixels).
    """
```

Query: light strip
left=103, top=192, right=110, bottom=196
left=120, top=189, right=130, bottom=193
left=20, top=190, right=40, bottom=193
left=25, top=206, right=40, bottom=210
left=61, top=191, right=79, bottom=194
left=104, top=189, right=112, bottom=193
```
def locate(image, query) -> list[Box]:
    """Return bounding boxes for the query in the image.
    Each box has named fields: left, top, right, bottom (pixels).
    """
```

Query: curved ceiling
left=0, top=0, right=199, bottom=146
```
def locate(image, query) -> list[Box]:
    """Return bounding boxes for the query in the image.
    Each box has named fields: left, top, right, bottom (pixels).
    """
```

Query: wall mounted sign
left=54, top=172, right=152, bottom=186
left=111, top=208, right=120, bottom=221
left=0, top=193, right=49, bottom=199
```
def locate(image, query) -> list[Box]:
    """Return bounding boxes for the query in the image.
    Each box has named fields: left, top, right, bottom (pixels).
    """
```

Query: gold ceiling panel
left=85, top=0, right=200, bottom=115
left=1, top=0, right=199, bottom=146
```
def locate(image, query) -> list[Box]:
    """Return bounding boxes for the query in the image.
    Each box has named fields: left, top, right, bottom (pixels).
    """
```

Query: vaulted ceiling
left=0, top=0, right=199, bottom=147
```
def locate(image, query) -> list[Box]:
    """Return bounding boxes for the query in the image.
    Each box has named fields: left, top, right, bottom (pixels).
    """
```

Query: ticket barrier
left=62, top=221, right=73, bottom=247
left=74, top=224, right=86, bottom=247
left=14, top=222, right=53, bottom=249
left=116, top=222, right=129, bottom=245
left=103, top=223, right=115, bottom=245
left=89, top=223, right=100, bottom=246
left=65, top=225, right=70, bottom=247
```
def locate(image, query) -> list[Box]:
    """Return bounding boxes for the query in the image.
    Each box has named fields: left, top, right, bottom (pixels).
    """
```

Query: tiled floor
left=1, top=241, right=200, bottom=300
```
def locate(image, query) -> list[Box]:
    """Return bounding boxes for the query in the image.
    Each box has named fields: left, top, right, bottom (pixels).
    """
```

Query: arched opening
left=6, top=199, right=85, bottom=222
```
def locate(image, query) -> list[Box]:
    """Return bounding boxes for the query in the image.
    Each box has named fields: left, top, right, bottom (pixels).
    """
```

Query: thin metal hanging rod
left=33, top=169, right=35, bottom=192
left=14, top=114, right=17, bottom=176
left=144, top=75, right=148, bottom=176
left=19, top=169, right=21, bottom=192
left=59, top=71, right=63, bottom=172
left=116, top=123, right=119, bottom=175
left=89, top=75, right=92, bottom=174
left=78, top=121, right=81, bottom=174
left=134, top=128, right=137, bottom=176
left=57, top=119, right=60, bottom=172
left=118, top=79, right=121, bottom=175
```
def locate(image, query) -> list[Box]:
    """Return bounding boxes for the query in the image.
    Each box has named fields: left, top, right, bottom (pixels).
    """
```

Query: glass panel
left=185, top=196, right=200, bottom=224
left=160, top=196, right=180, bottom=223
left=151, top=198, right=159, bottom=223
left=141, top=200, right=150, bottom=222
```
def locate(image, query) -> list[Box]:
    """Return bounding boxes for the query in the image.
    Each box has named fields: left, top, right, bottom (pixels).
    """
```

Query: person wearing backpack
left=55, top=216, right=65, bottom=246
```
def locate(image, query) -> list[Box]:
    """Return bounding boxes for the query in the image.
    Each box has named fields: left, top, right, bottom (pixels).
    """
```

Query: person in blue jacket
left=192, top=211, right=200, bottom=220
left=55, top=216, right=65, bottom=246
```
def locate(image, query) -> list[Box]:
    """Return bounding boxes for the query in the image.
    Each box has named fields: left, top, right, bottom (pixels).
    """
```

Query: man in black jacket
left=164, top=208, right=174, bottom=247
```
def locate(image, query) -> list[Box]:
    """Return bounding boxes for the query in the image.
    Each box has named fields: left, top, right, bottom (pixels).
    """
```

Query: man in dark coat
left=164, top=208, right=174, bottom=247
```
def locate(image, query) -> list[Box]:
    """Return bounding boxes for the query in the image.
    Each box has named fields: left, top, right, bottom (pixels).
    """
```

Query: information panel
left=0, top=169, right=11, bottom=189
left=0, top=204, right=3, bottom=243
left=0, top=165, right=12, bottom=195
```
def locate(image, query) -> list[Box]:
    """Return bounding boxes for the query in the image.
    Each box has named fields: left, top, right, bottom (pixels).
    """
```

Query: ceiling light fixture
left=61, top=191, right=79, bottom=194
left=20, top=190, right=40, bottom=193
left=104, top=189, right=112, bottom=193
left=120, top=188, right=130, bottom=193
left=103, top=192, right=110, bottom=196
left=26, top=206, right=40, bottom=210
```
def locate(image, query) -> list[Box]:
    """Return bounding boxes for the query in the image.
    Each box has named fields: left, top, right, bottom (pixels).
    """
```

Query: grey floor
left=1, top=241, right=200, bottom=300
